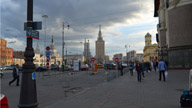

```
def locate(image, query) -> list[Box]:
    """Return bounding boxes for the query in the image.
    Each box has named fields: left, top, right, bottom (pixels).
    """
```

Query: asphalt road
left=1, top=68, right=123, bottom=108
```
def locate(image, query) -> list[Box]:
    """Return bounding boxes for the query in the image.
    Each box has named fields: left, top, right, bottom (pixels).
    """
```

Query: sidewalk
left=44, top=70, right=189, bottom=108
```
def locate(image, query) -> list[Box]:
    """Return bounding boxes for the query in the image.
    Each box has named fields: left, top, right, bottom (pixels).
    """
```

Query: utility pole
left=18, top=0, right=38, bottom=108
left=62, top=22, right=64, bottom=72
left=62, top=22, right=69, bottom=71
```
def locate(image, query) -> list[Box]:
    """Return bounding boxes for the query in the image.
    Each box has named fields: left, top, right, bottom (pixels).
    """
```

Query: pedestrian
left=158, top=59, right=167, bottom=81
left=140, top=60, right=145, bottom=77
left=153, top=61, right=157, bottom=72
left=120, top=64, right=123, bottom=76
left=129, top=62, right=134, bottom=76
left=9, top=64, right=20, bottom=86
left=136, top=61, right=142, bottom=82
left=150, top=61, right=154, bottom=71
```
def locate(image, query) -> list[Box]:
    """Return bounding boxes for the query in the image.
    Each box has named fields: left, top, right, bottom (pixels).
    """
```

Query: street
left=1, top=68, right=190, bottom=108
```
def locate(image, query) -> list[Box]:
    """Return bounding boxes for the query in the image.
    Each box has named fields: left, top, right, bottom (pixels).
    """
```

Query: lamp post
left=18, top=0, right=38, bottom=108
left=62, top=22, right=70, bottom=72
left=42, top=15, right=48, bottom=68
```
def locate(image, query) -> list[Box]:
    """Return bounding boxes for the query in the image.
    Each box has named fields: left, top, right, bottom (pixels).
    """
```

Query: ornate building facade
left=50, top=35, right=62, bottom=66
left=154, top=0, right=192, bottom=68
left=95, top=26, right=105, bottom=64
left=143, top=33, right=158, bottom=62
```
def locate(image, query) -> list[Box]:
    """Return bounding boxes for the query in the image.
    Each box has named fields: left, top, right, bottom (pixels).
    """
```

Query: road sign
left=46, top=53, right=50, bottom=58
left=91, top=57, right=95, bottom=62
left=26, top=30, right=39, bottom=40
left=115, top=58, right=119, bottom=62
left=24, top=21, right=42, bottom=30
left=46, top=46, right=50, bottom=51
left=32, top=72, right=36, bottom=80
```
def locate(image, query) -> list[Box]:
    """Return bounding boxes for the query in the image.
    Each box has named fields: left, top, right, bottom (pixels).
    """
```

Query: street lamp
left=18, top=0, right=38, bottom=108
left=62, top=22, right=70, bottom=72
left=42, top=14, right=48, bottom=68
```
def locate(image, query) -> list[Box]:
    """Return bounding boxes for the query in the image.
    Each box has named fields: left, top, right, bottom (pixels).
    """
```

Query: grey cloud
left=2, top=0, right=149, bottom=55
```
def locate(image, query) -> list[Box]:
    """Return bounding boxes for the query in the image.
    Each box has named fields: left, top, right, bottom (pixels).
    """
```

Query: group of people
left=131, top=60, right=167, bottom=82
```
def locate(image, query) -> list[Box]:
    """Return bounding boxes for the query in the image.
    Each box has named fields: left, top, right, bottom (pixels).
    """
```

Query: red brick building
left=0, top=38, right=13, bottom=66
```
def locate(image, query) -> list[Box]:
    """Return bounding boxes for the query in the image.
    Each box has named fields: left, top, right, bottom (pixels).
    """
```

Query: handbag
left=165, top=71, right=168, bottom=79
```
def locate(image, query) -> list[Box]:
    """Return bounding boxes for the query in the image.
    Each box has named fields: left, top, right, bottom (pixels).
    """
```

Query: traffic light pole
left=18, top=0, right=38, bottom=108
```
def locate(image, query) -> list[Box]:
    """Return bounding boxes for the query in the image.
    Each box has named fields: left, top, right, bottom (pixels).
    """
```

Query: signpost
left=115, top=58, right=119, bottom=62
left=91, top=57, right=95, bottom=62
left=26, top=29, right=39, bottom=40
left=24, top=21, right=42, bottom=30
left=46, top=46, right=50, bottom=69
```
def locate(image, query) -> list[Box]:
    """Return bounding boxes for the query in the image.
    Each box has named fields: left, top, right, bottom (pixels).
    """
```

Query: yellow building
left=143, top=33, right=158, bottom=62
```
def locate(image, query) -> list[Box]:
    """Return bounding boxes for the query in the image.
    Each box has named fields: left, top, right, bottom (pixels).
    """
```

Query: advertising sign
left=73, top=60, right=79, bottom=71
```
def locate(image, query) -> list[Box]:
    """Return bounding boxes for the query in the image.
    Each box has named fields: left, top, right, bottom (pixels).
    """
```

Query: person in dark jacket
left=129, top=62, right=134, bottom=76
left=9, top=64, right=20, bottom=86
left=136, top=61, right=142, bottom=82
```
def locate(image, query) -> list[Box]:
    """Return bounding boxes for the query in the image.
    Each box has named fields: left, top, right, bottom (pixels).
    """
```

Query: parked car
left=97, top=64, right=104, bottom=68
left=0, top=67, right=5, bottom=71
left=51, top=64, right=59, bottom=71
left=80, top=64, right=89, bottom=71
left=104, top=63, right=116, bottom=70
left=0, top=70, right=4, bottom=78
left=35, top=66, right=48, bottom=72
left=4, top=65, right=14, bottom=70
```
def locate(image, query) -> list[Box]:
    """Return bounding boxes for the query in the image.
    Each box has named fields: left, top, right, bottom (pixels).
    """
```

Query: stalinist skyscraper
left=95, top=25, right=105, bottom=64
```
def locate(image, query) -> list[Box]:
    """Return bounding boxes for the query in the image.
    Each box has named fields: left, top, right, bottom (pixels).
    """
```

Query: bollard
left=189, top=69, right=192, bottom=90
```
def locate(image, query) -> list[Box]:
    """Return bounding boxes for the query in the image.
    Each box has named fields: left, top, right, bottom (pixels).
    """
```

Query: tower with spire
left=95, top=25, right=105, bottom=64
left=50, top=35, right=61, bottom=65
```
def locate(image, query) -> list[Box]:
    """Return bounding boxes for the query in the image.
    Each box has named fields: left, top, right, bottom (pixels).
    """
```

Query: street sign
left=91, top=57, right=95, bottom=62
left=26, top=30, right=39, bottom=40
left=46, top=46, right=50, bottom=51
left=46, top=53, right=50, bottom=58
left=32, top=72, right=36, bottom=80
left=115, top=58, right=119, bottom=62
left=24, top=21, right=42, bottom=30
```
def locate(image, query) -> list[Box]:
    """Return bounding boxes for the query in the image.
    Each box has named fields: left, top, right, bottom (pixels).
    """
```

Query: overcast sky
left=1, top=0, right=158, bottom=59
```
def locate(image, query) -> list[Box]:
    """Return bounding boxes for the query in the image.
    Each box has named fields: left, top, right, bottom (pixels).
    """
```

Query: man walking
left=158, top=59, right=167, bottom=81
left=9, top=64, right=20, bottom=86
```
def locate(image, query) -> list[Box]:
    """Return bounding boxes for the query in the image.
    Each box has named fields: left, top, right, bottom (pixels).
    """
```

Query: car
left=0, top=67, right=5, bottom=71
left=104, top=63, right=116, bottom=70
left=35, top=66, right=48, bottom=72
left=51, top=64, right=59, bottom=71
left=4, top=66, right=14, bottom=70
left=0, top=70, right=4, bottom=78
left=97, top=64, right=104, bottom=68
left=80, top=64, right=89, bottom=71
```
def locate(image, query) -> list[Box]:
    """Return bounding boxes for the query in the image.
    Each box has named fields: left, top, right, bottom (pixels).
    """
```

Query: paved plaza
left=1, top=69, right=190, bottom=108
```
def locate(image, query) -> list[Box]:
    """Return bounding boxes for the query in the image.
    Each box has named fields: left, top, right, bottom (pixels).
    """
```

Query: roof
left=154, top=0, right=160, bottom=17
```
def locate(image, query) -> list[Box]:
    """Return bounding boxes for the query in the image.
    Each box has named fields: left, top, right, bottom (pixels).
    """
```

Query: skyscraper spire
left=98, top=25, right=102, bottom=40
left=52, top=35, right=54, bottom=43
